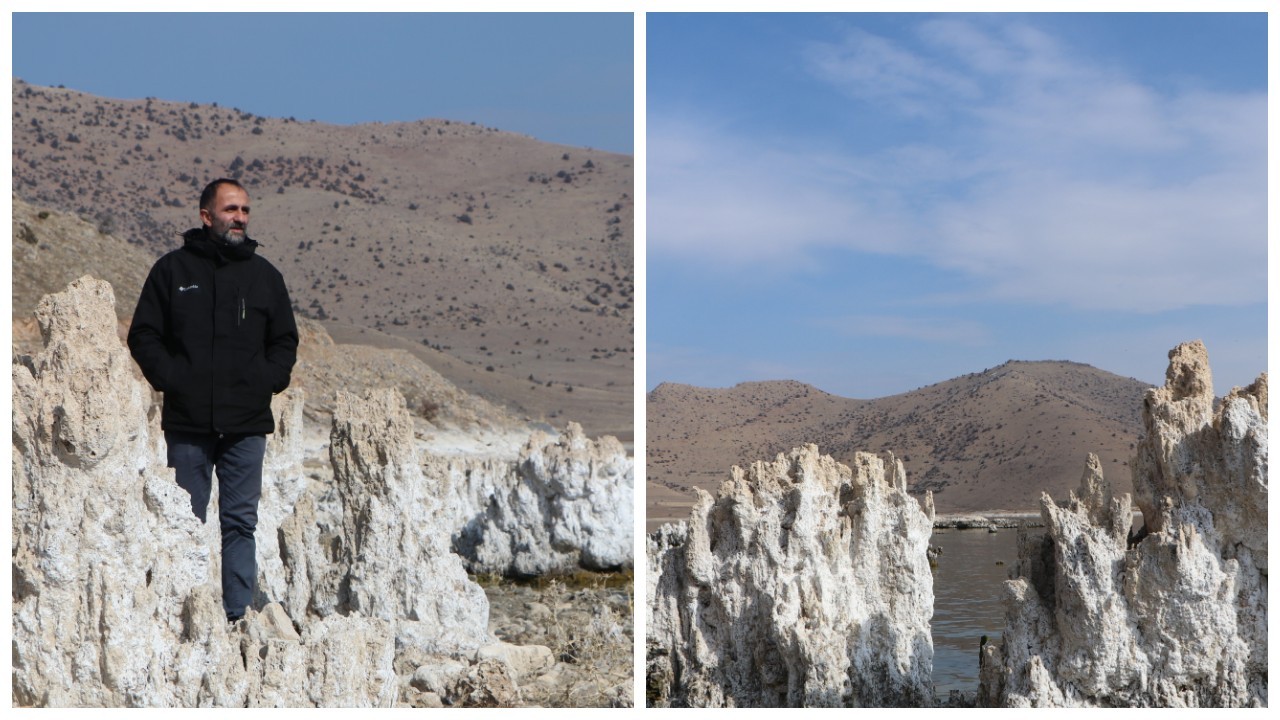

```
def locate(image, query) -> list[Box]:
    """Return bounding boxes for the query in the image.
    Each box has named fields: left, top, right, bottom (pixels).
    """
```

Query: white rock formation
left=256, top=388, right=308, bottom=608
left=318, top=387, right=491, bottom=653
left=14, top=275, right=180, bottom=706
left=11, top=276, right=573, bottom=707
left=979, top=341, right=1267, bottom=707
left=646, top=445, right=935, bottom=707
left=12, top=277, right=403, bottom=706
left=441, top=423, right=634, bottom=576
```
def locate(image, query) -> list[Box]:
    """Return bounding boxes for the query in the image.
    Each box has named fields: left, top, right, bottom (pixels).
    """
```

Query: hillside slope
left=647, top=362, right=1152, bottom=529
left=12, top=79, right=632, bottom=439
left=11, top=198, right=516, bottom=435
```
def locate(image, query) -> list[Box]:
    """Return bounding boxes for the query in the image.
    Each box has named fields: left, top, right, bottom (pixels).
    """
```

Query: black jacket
left=128, top=227, right=298, bottom=434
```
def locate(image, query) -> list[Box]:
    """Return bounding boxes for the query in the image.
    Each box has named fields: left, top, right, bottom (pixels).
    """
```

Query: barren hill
left=13, top=197, right=516, bottom=435
left=12, top=79, right=632, bottom=440
left=12, top=195, right=154, bottom=321
left=647, top=362, right=1153, bottom=530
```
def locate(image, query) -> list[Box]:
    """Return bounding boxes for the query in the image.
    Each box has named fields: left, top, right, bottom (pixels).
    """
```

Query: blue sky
left=10, top=12, right=633, bottom=153
left=648, top=12, right=1268, bottom=398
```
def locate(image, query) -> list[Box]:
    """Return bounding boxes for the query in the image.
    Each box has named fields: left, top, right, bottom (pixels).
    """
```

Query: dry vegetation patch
left=482, top=572, right=634, bottom=707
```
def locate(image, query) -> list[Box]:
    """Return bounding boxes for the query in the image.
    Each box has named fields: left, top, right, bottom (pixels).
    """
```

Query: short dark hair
left=200, top=178, right=246, bottom=211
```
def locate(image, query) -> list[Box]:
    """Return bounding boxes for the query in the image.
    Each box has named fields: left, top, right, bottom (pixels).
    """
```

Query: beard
left=216, top=226, right=247, bottom=245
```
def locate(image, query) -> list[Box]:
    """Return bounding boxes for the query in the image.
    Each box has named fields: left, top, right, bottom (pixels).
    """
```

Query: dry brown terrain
left=12, top=79, right=632, bottom=441
left=647, top=363, right=1153, bottom=532
left=12, top=197, right=519, bottom=435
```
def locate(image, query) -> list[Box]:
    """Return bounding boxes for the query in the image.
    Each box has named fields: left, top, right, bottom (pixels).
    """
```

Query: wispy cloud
left=648, top=16, right=1266, bottom=314
left=648, top=115, right=914, bottom=268
left=804, top=25, right=982, bottom=115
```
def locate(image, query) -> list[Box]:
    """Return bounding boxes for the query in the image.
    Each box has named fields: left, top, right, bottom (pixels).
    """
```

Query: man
left=129, top=178, right=298, bottom=623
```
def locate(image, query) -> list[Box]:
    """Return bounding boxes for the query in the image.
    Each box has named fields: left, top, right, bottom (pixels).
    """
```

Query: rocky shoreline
left=932, top=513, right=1039, bottom=530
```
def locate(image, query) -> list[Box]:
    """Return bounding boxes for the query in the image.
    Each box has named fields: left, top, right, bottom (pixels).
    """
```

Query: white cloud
left=803, top=26, right=981, bottom=115
left=649, top=17, right=1266, bottom=314
left=647, top=115, right=915, bottom=266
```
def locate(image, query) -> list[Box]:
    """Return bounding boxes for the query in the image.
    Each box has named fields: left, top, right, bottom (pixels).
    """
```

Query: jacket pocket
left=158, top=354, right=186, bottom=393
left=253, top=356, right=276, bottom=399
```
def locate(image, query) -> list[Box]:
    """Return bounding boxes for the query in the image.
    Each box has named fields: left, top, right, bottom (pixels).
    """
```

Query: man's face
left=201, top=184, right=251, bottom=244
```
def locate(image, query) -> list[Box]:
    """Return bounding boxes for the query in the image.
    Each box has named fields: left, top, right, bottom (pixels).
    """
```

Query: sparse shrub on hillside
left=418, top=398, right=441, bottom=422
left=95, top=213, right=116, bottom=236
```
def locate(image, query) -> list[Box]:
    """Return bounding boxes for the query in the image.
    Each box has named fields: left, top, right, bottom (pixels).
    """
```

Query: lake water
left=928, top=527, right=1021, bottom=699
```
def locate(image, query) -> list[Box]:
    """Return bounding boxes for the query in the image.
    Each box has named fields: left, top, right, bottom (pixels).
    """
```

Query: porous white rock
left=256, top=388, right=308, bottom=609
left=647, top=445, right=935, bottom=707
left=12, top=276, right=212, bottom=706
left=10, top=276, right=548, bottom=707
left=477, top=641, right=556, bottom=680
left=980, top=341, right=1267, bottom=707
left=441, top=422, right=634, bottom=575
left=321, top=387, right=492, bottom=654
left=12, top=278, right=402, bottom=707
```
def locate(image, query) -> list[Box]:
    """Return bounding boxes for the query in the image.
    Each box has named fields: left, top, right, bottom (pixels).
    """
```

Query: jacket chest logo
left=178, top=284, right=200, bottom=293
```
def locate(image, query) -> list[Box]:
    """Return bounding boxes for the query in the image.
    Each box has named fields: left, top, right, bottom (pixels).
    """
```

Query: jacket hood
left=182, top=226, right=259, bottom=263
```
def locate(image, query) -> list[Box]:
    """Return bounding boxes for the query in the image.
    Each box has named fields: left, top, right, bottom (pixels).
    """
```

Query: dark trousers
left=165, top=431, right=266, bottom=621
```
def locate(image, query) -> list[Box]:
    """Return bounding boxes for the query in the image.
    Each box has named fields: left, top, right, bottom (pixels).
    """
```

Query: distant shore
left=932, top=513, right=1040, bottom=530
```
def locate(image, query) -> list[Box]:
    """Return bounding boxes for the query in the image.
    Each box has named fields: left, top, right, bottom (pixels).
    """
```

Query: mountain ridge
left=647, top=359, right=1154, bottom=530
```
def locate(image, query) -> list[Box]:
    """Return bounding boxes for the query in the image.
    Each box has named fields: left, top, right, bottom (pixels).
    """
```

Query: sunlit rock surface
left=980, top=341, right=1267, bottom=707
left=647, top=445, right=935, bottom=707
left=443, top=422, right=634, bottom=576
left=11, top=276, right=621, bottom=707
